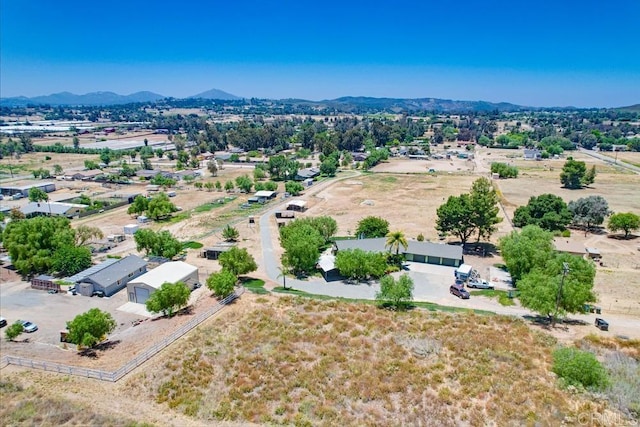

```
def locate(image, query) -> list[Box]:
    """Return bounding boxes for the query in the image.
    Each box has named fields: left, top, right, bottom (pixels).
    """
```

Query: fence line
left=0, top=288, right=244, bottom=382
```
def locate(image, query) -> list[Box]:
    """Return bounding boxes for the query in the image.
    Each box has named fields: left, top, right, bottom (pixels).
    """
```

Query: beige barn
left=126, top=261, right=199, bottom=304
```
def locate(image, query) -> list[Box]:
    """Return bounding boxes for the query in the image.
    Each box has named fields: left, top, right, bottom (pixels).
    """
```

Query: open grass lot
left=597, top=150, right=640, bottom=168
left=307, top=172, right=505, bottom=241
left=116, top=295, right=625, bottom=426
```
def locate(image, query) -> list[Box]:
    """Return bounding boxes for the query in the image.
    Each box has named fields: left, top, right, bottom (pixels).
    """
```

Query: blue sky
left=1, top=0, right=639, bottom=107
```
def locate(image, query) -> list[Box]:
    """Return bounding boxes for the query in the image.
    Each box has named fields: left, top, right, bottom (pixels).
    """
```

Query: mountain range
left=2, top=90, right=617, bottom=112
left=0, top=88, right=241, bottom=106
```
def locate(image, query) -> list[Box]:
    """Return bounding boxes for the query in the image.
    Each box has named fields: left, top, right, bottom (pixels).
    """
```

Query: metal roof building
left=75, top=255, right=147, bottom=297
left=334, top=238, right=463, bottom=267
left=126, top=261, right=199, bottom=304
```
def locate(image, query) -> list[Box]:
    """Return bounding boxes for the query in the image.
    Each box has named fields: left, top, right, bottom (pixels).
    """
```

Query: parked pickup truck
left=467, top=279, right=494, bottom=290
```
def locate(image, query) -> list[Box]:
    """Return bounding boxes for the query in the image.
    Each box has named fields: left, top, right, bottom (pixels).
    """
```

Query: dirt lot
left=2, top=150, right=639, bottom=381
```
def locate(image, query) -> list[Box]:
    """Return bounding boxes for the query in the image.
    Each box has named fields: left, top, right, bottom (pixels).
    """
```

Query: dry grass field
left=135, top=296, right=624, bottom=426
left=307, top=171, right=507, bottom=242
left=3, top=295, right=633, bottom=426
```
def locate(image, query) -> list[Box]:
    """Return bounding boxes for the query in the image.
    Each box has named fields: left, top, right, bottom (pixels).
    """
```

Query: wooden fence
left=0, top=288, right=244, bottom=381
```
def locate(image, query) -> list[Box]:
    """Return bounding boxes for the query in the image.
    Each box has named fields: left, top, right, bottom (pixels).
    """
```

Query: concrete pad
left=117, top=302, right=154, bottom=318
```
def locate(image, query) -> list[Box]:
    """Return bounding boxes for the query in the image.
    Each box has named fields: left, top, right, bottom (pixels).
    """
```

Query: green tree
left=499, top=225, right=555, bottom=282
left=147, top=193, right=178, bottom=220
left=517, top=253, right=596, bottom=325
left=207, top=159, right=218, bottom=176
left=568, top=196, right=611, bottom=235
left=28, top=187, right=49, bottom=203
left=376, top=273, right=414, bottom=310
left=435, top=194, right=475, bottom=245
left=52, top=245, right=92, bottom=276
left=215, top=181, right=222, bottom=191
left=72, top=136, right=80, bottom=149
left=335, top=249, right=387, bottom=281
left=224, top=180, right=234, bottom=192
left=5, top=321, right=24, bottom=341
left=469, top=177, right=502, bottom=241
left=253, top=167, right=266, bottom=181
left=490, top=162, right=519, bottom=178
left=145, top=281, right=191, bottom=317
left=320, top=158, right=338, bottom=176
left=194, top=181, right=203, bottom=190
left=513, top=194, right=572, bottom=231
left=268, top=155, right=299, bottom=180
left=235, top=175, right=253, bottom=193
left=204, top=182, right=214, bottom=192
left=222, top=224, right=240, bottom=241
left=385, top=230, right=408, bottom=255
left=552, top=347, right=608, bottom=390
left=2, top=216, right=75, bottom=276
left=608, top=212, right=640, bottom=238
left=582, top=165, right=597, bottom=186
left=206, top=270, right=237, bottom=298
left=264, top=181, right=278, bottom=191
left=66, top=308, right=116, bottom=348
left=560, top=157, right=587, bottom=189
left=100, top=148, right=112, bottom=166
left=127, top=195, right=149, bottom=216
left=134, top=229, right=182, bottom=259
left=74, top=225, right=104, bottom=246
left=53, top=164, right=63, bottom=175
left=285, top=181, right=304, bottom=196
left=280, top=221, right=324, bottom=275
left=218, top=247, right=257, bottom=277
left=84, top=160, right=99, bottom=170
left=356, top=216, right=390, bottom=238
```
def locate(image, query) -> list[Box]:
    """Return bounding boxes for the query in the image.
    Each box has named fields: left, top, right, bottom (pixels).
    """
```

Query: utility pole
left=553, top=262, right=570, bottom=326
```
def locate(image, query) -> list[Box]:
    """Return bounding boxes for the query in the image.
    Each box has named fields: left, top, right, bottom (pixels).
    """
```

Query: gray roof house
left=334, top=238, right=463, bottom=267
left=295, top=167, right=321, bottom=180
left=22, top=202, right=88, bottom=218
left=523, top=148, right=542, bottom=160
left=76, top=255, right=147, bottom=297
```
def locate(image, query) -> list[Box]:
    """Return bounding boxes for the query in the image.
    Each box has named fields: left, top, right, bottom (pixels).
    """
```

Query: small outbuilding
left=76, top=255, right=147, bottom=297
left=31, top=274, right=58, bottom=291
left=124, top=224, right=140, bottom=235
left=255, top=190, right=277, bottom=202
left=287, top=200, right=307, bottom=211
left=586, top=247, right=601, bottom=260
left=126, top=261, right=199, bottom=304
left=201, top=243, right=236, bottom=260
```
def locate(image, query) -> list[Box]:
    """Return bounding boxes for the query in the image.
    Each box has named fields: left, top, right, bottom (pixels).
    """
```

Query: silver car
left=19, top=320, right=38, bottom=333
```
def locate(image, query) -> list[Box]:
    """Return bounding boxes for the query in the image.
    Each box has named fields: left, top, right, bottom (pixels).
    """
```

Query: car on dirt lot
left=450, top=284, right=470, bottom=299
left=595, top=318, right=609, bottom=331
left=0, top=317, right=7, bottom=328
left=468, top=279, right=494, bottom=289
left=19, top=320, right=38, bottom=333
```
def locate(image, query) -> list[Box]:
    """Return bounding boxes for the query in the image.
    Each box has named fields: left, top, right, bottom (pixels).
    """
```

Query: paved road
left=578, top=147, right=640, bottom=174
left=259, top=171, right=360, bottom=289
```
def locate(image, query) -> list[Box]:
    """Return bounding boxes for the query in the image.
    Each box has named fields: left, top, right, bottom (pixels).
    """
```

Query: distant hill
left=188, top=88, right=241, bottom=100
left=0, top=91, right=166, bottom=106
left=617, top=104, right=640, bottom=112
left=311, top=96, right=530, bottom=113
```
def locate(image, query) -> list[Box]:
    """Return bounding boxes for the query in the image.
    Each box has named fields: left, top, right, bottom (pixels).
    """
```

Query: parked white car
left=467, top=279, right=494, bottom=290
left=19, top=320, right=38, bottom=333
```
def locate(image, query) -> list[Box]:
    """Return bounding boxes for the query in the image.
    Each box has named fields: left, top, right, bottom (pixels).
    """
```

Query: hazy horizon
left=2, top=0, right=639, bottom=108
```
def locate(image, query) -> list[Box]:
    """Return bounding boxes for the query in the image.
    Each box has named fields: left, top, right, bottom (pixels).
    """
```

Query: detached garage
left=126, top=261, right=199, bottom=304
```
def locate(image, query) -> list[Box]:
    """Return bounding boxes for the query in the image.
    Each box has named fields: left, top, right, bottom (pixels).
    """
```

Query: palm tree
left=385, top=230, right=408, bottom=256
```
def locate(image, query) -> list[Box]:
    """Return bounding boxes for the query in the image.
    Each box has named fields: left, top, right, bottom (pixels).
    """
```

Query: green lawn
left=469, top=289, right=516, bottom=306
left=182, top=241, right=204, bottom=250
left=242, top=278, right=269, bottom=294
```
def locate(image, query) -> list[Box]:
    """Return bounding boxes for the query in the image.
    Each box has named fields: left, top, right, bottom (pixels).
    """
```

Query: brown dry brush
left=141, top=296, right=628, bottom=426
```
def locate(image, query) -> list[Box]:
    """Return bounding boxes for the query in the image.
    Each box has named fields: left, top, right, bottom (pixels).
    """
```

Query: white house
left=126, top=261, right=199, bottom=304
